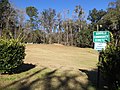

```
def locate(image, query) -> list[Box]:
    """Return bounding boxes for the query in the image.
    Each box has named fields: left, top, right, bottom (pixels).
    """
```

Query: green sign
left=93, top=31, right=110, bottom=43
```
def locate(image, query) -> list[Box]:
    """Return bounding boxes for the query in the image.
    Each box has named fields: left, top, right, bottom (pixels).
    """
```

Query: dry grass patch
left=25, top=44, right=98, bottom=70
left=0, top=44, right=98, bottom=90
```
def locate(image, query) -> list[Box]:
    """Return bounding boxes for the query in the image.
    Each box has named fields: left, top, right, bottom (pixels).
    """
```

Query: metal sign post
left=93, top=31, right=110, bottom=89
left=97, top=51, right=101, bottom=89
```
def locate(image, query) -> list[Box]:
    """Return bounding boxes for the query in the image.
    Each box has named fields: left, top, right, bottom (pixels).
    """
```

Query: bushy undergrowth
left=77, top=29, right=93, bottom=48
left=0, top=39, right=25, bottom=74
left=98, top=43, right=120, bottom=90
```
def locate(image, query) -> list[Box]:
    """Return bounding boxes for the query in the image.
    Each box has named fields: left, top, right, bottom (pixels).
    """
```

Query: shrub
left=77, top=29, right=93, bottom=48
left=98, top=43, right=120, bottom=90
left=0, top=39, right=26, bottom=74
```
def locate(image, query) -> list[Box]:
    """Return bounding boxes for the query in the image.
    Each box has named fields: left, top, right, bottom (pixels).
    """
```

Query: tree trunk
left=0, top=29, right=2, bottom=37
left=58, top=28, right=61, bottom=44
left=49, top=27, right=52, bottom=44
left=0, top=24, right=2, bottom=37
left=14, top=27, right=17, bottom=39
left=71, top=28, right=73, bottom=46
left=58, top=33, right=60, bottom=44
left=66, top=25, right=69, bottom=45
left=115, top=36, right=119, bottom=46
left=49, top=34, right=52, bottom=44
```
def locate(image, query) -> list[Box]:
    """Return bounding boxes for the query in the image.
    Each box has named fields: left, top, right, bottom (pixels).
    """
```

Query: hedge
left=98, top=44, right=120, bottom=90
left=0, top=39, right=25, bottom=74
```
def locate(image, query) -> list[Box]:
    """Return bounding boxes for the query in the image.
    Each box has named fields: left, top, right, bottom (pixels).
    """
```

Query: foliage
left=0, top=1, right=90, bottom=47
left=26, top=6, right=38, bottom=18
left=40, top=8, right=56, bottom=44
left=0, top=0, right=18, bottom=37
left=96, top=0, right=120, bottom=46
left=88, top=8, right=106, bottom=23
left=87, top=8, right=107, bottom=30
left=76, top=29, right=93, bottom=48
left=1, top=0, right=120, bottom=48
left=26, top=6, right=39, bottom=30
left=98, top=43, right=120, bottom=90
left=0, top=39, right=26, bottom=74
left=74, top=5, right=84, bottom=19
left=25, top=30, right=46, bottom=43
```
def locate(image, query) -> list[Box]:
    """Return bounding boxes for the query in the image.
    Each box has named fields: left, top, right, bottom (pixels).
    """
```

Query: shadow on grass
left=18, top=69, right=90, bottom=90
left=0, top=63, right=36, bottom=75
left=0, top=67, right=47, bottom=90
left=13, top=63, right=36, bottom=74
left=79, top=68, right=106, bottom=90
left=79, top=69, right=97, bottom=86
left=1, top=68, right=99, bottom=90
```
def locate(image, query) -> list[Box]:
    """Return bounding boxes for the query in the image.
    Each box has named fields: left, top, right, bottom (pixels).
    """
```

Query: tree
left=74, top=5, right=84, bottom=32
left=56, top=12, right=62, bottom=44
left=74, top=5, right=84, bottom=20
left=77, top=29, right=93, bottom=47
left=73, top=5, right=89, bottom=46
left=40, top=8, right=56, bottom=44
left=87, top=8, right=106, bottom=30
left=0, top=0, right=17, bottom=38
left=62, top=20, right=69, bottom=45
left=98, top=0, right=120, bottom=46
left=0, top=0, right=9, bottom=36
left=26, top=6, right=39, bottom=30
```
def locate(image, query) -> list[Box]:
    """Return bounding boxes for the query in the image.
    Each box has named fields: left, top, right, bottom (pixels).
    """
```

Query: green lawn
left=0, top=44, right=98, bottom=90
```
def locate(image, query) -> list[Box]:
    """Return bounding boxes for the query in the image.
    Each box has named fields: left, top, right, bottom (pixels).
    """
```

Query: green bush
left=0, top=39, right=26, bottom=74
left=98, top=44, right=120, bottom=90
left=77, top=29, right=93, bottom=48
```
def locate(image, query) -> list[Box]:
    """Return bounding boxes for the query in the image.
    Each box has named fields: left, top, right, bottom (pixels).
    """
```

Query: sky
left=9, top=0, right=115, bottom=21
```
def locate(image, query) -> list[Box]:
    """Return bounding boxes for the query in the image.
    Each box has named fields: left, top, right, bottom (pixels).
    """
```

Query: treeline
left=0, top=0, right=120, bottom=47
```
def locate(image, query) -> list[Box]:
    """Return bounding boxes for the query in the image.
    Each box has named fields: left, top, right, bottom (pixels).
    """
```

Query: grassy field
left=0, top=44, right=99, bottom=90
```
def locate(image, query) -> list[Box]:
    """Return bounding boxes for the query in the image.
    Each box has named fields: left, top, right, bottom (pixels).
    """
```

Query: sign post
left=93, top=31, right=110, bottom=88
